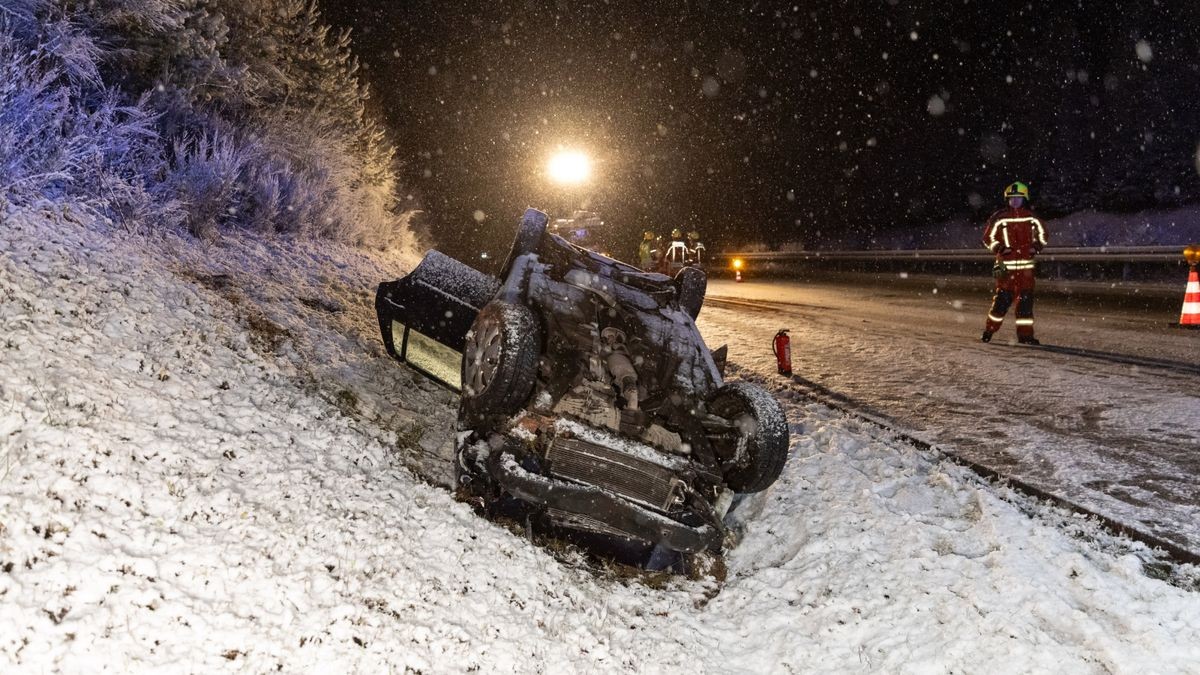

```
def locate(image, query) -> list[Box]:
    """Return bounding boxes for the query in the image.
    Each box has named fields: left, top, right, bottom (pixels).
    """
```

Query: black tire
left=706, top=382, right=789, bottom=493
left=461, top=302, right=542, bottom=419
left=674, top=266, right=707, bottom=319
left=500, top=209, right=548, bottom=278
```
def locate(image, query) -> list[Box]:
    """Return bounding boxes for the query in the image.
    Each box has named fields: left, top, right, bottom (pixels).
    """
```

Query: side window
left=391, top=320, right=463, bottom=391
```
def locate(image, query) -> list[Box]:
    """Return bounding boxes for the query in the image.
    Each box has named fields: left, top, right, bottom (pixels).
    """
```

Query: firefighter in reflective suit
left=981, top=181, right=1047, bottom=345
left=662, top=228, right=690, bottom=273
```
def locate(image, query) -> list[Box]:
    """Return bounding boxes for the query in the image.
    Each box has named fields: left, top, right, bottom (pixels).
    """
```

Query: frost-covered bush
left=157, top=114, right=415, bottom=249
left=202, top=0, right=412, bottom=248
left=0, top=24, right=172, bottom=227
left=249, top=108, right=408, bottom=247
left=0, top=39, right=73, bottom=192
left=159, top=131, right=256, bottom=238
left=0, top=0, right=416, bottom=250
left=0, top=1, right=101, bottom=85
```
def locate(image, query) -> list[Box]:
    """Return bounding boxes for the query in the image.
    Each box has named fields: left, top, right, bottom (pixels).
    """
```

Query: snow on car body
left=376, top=208, right=788, bottom=566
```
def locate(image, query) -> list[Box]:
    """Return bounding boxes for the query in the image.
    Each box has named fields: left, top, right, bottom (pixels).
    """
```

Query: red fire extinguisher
left=772, top=329, right=792, bottom=376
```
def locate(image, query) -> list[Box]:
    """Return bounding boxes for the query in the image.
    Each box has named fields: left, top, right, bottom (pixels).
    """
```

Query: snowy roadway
left=1, top=209, right=1199, bottom=672
left=699, top=276, right=1200, bottom=560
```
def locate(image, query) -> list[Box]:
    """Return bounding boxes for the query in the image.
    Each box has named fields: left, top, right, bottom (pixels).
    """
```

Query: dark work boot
left=1018, top=335, right=1040, bottom=345
left=981, top=330, right=993, bottom=343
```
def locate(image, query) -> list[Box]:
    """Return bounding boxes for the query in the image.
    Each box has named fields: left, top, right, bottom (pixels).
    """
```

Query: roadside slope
left=1, top=208, right=1197, bottom=672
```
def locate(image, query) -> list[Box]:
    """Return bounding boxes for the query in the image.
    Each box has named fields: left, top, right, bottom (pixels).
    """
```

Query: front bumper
left=486, top=447, right=719, bottom=554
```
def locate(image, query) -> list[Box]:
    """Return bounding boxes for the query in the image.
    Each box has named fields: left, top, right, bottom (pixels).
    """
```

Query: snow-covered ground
left=2, top=206, right=1199, bottom=672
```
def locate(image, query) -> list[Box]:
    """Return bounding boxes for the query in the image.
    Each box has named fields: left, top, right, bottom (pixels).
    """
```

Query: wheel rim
left=464, top=319, right=503, bottom=396
left=733, top=412, right=759, bottom=437
left=708, top=394, right=759, bottom=462
left=728, top=411, right=758, bottom=463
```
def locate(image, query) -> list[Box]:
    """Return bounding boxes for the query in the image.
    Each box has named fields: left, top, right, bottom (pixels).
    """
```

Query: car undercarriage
left=376, top=208, right=789, bottom=570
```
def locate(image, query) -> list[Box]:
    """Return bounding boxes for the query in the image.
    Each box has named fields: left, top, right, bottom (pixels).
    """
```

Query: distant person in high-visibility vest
left=638, top=231, right=657, bottom=270
left=687, top=229, right=706, bottom=267
left=663, top=228, right=690, bottom=273
left=981, top=181, right=1047, bottom=345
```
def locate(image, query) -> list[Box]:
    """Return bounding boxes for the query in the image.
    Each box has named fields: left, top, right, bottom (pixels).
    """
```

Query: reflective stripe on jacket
left=665, top=240, right=689, bottom=263
left=982, top=206, right=1047, bottom=260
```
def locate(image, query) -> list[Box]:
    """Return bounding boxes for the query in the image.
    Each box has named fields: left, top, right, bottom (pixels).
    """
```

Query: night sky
left=320, top=1, right=1200, bottom=262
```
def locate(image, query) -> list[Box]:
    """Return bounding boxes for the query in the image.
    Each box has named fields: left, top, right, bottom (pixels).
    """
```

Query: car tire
left=500, top=209, right=547, bottom=278
left=674, top=266, right=707, bottom=319
left=706, top=382, right=789, bottom=493
left=461, top=301, right=542, bottom=419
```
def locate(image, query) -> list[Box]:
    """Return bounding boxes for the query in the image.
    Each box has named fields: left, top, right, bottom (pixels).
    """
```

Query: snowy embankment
left=2, top=206, right=1199, bottom=672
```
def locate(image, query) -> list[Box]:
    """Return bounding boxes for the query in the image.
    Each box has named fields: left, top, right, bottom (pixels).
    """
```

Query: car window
left=392, top=320, right=462, bottom=391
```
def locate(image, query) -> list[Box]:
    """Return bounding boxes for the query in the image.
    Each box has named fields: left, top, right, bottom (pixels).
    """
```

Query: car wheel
left=675, top=266, right=707, bottom=319
left=706, top=382, right=789, bottom=493
left=461, top=301, right=542, bottom=419
left=500, top=209, right=548, bottom=278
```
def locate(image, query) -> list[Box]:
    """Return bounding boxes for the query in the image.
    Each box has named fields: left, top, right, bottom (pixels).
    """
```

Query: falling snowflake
left=1135, top=40, right=1153, bottom=63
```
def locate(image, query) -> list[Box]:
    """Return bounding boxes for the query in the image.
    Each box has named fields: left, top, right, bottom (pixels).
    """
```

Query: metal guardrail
left=715, top=246, right=1185, bottom=264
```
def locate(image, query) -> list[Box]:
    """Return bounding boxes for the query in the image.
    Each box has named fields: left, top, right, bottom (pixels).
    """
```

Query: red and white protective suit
left=982, top=205, right=1047, bottom=339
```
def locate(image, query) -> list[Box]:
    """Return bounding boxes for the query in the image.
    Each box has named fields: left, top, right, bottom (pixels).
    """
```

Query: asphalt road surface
left=696, top=272, right=1199, bottom=558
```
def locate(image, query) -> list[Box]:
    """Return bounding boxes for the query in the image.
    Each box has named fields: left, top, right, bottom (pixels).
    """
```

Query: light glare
left=548, top=151, right=591, bottom=185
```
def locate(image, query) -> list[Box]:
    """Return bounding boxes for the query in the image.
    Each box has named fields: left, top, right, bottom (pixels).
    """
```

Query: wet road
left=697, top=273, right=1200, bottom=557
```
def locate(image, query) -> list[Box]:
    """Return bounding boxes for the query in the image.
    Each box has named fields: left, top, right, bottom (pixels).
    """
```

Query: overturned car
left=375, top=208, right=788, bottom=566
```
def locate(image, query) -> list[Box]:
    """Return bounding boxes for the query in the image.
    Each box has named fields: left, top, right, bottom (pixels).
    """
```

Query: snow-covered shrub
left=246, top=108, right=407, bottom=247
left=148, top=0, right=415, bottom=248
left=160, top=131, right=257, bottom=238
left=155, top=117, right=412, bottom=248
left=9, top=15, right=101, bottom=86
left=0, top=24, right=172, bottom=228
left=0, top=0, right=416, bottom=250
left=0, top=39, right=72, bottom=193
left=207, top=0, right=412, bottom=247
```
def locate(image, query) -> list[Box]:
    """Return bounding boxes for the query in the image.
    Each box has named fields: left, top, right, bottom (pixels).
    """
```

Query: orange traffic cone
left=1180, top=266, right=1200, bottom=328
left=1179, top=244, right=1200, bottom=329
left=735, top=269, right=743, bottom=283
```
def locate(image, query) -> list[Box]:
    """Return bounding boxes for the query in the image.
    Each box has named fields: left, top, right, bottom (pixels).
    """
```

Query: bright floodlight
left=547, top=150, right=591, bottom=185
